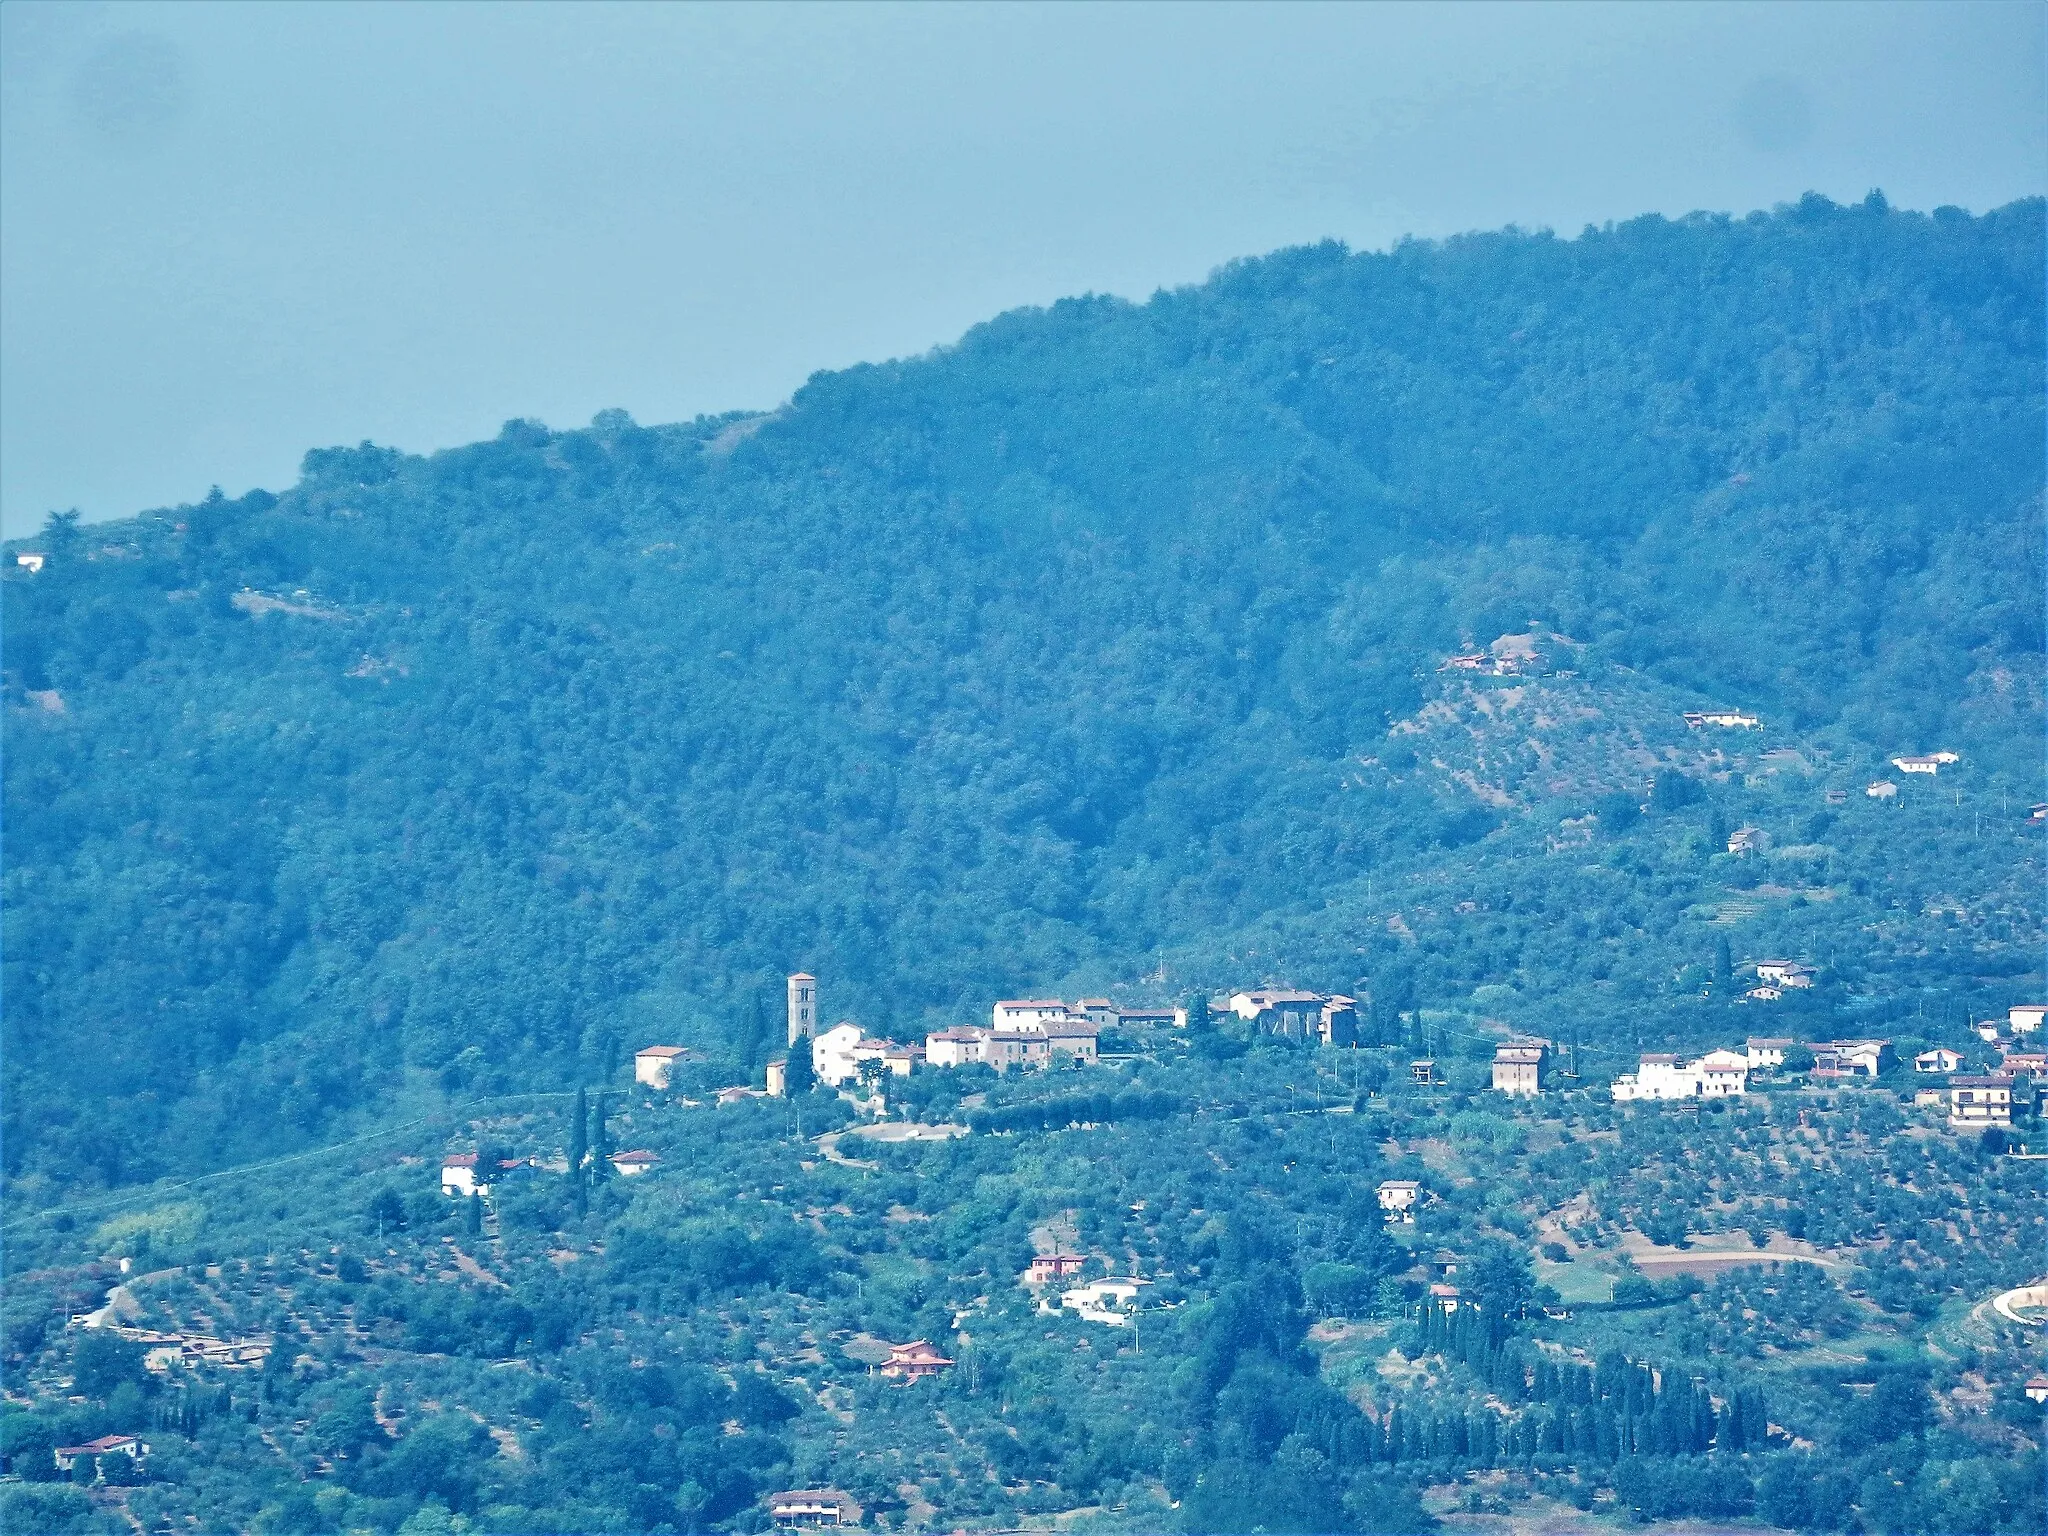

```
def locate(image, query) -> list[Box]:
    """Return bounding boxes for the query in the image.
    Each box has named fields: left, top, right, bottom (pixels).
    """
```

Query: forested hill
left=6, top=193, right=2043, bottom=1195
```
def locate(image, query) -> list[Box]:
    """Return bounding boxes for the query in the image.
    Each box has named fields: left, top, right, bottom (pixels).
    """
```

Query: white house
left=765, top=1490, right=859, bottom=1528
left=1683, top=709, right=1761, bottom=729
left=924, top=1027, right=988, bottom=1067
left=1754, top=960, right=1817, bottom=989
left=1376, top=1179, right=1422, bottom=1223
left=811, top=1023, right=867, bottom=1086
left=635, top=1045, right=688, bottom=1090
left=441, top=1153, right=483, bottom=1197
left=1059, top=1277, right=1151, bottom=1326
left=1811, top=1039, right=1892, bottom=1078
left=992, top=1000, right=1071, bottom=1033
left=1613, top=1051, right=1746, bottom=1101
left=52, top=1435, right=149, bottom=1476
left=2009, top=1005, right=2045, bottom=1036
left=609, top=1149, right=660, bottom=1178
left=15, top=552, right=45, bottom=574
left=1697, top=1049, right=1750, bottom=1097
left=1914, top=1048, right=1965, bottom=1074
left=1866, top=781, right=1898, bottom=799
left=1727, top=827, right=1771, bottom=855
left=1891, top=755, right=1942, bottom=776
left=1746, top=1037, right=1793, bottom=1069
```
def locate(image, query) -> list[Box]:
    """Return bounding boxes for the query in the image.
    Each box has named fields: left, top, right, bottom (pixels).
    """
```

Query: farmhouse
left=1041, top=1018, right=1101, bottom=1063
left=52, top=1435, right=149, bottom=1477
left=1891, top=755, right=1942, bottom=776
left=1745, top=1037, right=1794, bottom=1070
left=992, top=999, right=1071, bottom=1032
left=1914, top=1048, right=1965, bottom=1075
left=634, top=1044, right=688, bottom=1090
left=1024, top=1253, right=1086, bottom=1286
left=924, top=1027, right=988, bottom=1067
left=1682, top=709, right=1761, bottom=729
left=441, top=1154, right=482, bottom=1197
left=1697, top=1049, right=1750, bottom=1096
left=765, top=1490, right=860, bottom=1528
left=1811, top=1039, right=1892, bottom=1079
left=880, top=1340, right=954, bottom=1381
left=1318, top=996, right=1360, bottom=1046
left=1865, top=780, right=1899, bottom=800
left=2010, top=1005, right=2045, bottom=1036
left=1376, top=1179, right=1422, bottom=1222
left=609, top=1149, right=660, bottom=1178
left=1726, top=826, right=1771, bottom=855
left=1490, top=1041, right=1549, bottom=1097
left=1754, top=960, right=1816, bottom=988
left=1228, top=989, right=1329, bottom=1039
left=1114, top=1005, right=1185, bottom=1029
left=1999, top=1051, right=2047, bottom=1076
left=1611, top=1050, right=1747, bottom=1102
left=2026, top=1377, right=2048, bottom=1406
left=1612, top=1055, right=1694, bottom=1102
left=1060, top=1277, right=1151, bottom=1326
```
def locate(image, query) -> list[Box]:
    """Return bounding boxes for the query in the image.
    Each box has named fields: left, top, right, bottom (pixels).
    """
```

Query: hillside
left=5, top=192, right=2045, bottom=1195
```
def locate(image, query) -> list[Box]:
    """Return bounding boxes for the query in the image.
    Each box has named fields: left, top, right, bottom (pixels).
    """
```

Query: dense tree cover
left=3, top=195, right=2042, bottom=1200
left=0, top=1036, right=2039, bottom=1533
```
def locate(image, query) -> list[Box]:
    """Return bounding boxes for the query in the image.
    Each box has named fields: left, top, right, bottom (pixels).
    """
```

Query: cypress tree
left=567, top=1086, right=588, bottom=1214
left=568, top=1087, right=587, bottom=1176
left=465, top=1191, right=482, bottom=1236
left=591, top=1092, right=611, bottom=1182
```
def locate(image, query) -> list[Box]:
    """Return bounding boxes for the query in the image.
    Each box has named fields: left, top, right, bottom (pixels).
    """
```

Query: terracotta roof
left=995, top=999, right=1066, bottom=1009
left=609, top=1148, right=660, bottom=1164
left=443, top=1153, right=478, bottom=1168
left=636, top=1044, right=687, bottom=1058
left=885, top=1339, right=954, bottom=1362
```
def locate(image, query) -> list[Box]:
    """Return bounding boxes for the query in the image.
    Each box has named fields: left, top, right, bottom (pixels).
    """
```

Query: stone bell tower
left=787, top=972, right=817, bottom=1048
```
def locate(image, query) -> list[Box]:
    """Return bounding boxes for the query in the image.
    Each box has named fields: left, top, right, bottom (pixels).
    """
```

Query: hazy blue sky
left=2, top=0, right=2041, bottom=535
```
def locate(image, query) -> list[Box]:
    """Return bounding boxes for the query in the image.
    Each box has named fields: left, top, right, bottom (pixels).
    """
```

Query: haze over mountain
left=5, top=192, right=2043, bottom=1197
